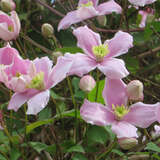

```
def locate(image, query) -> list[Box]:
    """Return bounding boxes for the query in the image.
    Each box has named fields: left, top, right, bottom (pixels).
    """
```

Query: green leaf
left=26, top=119, right=53, bottom=134
left=29, top=142, right=48, bottom=153
left=67, top=144, right=85, bottom=153
left=103, top=126, right=116, bottom=142
left=38, top=107, right=52, bottom=120
left=112, top=149, right=124, bottom=156
left=0, top=154, right=6, bottom=160
left=86, top=125, right=109, bottom=145
left=145, top=142, right=160, bottom=153
left=72, top=153, right=88, bottom=160
left=88, top=80, right=105, bottom=104
left=10, top=148, right=21, bottom=160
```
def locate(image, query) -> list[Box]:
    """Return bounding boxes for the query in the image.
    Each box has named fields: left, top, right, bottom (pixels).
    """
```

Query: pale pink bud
left=0, top=0, right=16, bottom=12
left=79, top=75, right=96, bottom=93
left=41, top=23, right=54, bottom=37
left=127, top=80, right=144, bottom=101
left=118, top=137, right=138, bottom=150
left=96, top=15, right=107, bottom=26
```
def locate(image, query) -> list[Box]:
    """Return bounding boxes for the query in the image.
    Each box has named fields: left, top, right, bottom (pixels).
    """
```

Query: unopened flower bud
left=127, top=80, right=144, bottom=101
left=118, top=138, right=138, bottom=150
left=96, top=15, right=107, bottom=26
left=41, top=23, right=54, bottom=37
left=0, top=0, right=16, bottom=12
left=79, top=75, right=96, bottom=93
left=52, top=51, right=63, bottom=63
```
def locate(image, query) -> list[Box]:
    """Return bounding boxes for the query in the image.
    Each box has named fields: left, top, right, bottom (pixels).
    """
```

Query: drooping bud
left=0, top=0, right=16, bottom=12
left=118, top=138, right=138, bottom=150
left=41, top=23, right=54, bottom=37
left=126, top=80, right=144, bottom=101
left=52, top=51, right=63, bottom=63
left=128, top=154, right=149, bottom=160
left=96, top=15, right=107, bottom=26
left=79, top=75, right=96, bottom=93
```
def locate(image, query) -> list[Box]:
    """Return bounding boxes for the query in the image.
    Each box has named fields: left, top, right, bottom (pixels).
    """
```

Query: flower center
left=27, top=72, right=45, bottom=90
left=8, top=25, right=14, bottom=32
left=112, top=104, right=129, bottom=121
left=92, top=44, right=109, bottom=62
left=78, top=1, right=93, bottom=8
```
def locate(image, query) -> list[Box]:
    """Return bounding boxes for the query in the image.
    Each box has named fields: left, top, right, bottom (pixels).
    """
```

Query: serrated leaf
left=86, top=125, right=109, bottom=145
left=145, top=142, right=160, bottom=153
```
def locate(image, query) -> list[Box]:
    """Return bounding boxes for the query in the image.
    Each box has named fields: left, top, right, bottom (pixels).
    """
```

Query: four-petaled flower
left=80, top=78, right=160, bottom=138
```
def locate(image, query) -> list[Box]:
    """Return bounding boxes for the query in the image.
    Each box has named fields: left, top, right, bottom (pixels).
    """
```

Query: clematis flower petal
left=47, top=56, right=73, bottom=88
left=26, top=90, right=50, bottom=115
left=33, top=57, right=53, bottom=84
left=73, top=25, right=101, bottom=59
left=111, top=121, right=138, bottom=138
left=97, top=0, right=122, bottom=15
left=124, top=102, right=160, bottom=128
left=8, top=92, right=30, bottom=111
left=80, top=99, right=115, bottom=126
left=102, top=78, right=127, bottom=108
left=98, top=58, right=129, bottom=79
left=128, top=0, right=156, bottom=6
left=64, top=53, right=97, bottom=77
left=58, top=7, right=98, bottom=31
left=104, top=31, right=133, bottom=58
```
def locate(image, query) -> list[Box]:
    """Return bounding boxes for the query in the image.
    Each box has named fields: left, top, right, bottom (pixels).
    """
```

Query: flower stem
left=95, top=69, right=100, bottom=102
left=67, top=77, right=78, bottom=143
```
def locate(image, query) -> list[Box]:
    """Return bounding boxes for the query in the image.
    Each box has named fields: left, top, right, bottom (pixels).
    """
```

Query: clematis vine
left=0, top=10, right=20, bottom=41
left=128, top=0, right=157, bottom=6
left=80, top=78, right=160, bottom=138
left=0, top=44, right=73, bottom=115
left=58, top=0, right=122, bottom=31
left=64, top=26, right=133, bottom=79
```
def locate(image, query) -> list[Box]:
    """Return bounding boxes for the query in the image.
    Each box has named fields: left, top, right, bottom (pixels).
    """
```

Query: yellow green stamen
left=27, top=72, right=45, bottom=90
left=78, top=1, right=93, bottom=8
left=112, top=104, right=129, bottom=121
left=92, top=44, right=109, bottom=62
left=8, top=25, right=14, bottom=32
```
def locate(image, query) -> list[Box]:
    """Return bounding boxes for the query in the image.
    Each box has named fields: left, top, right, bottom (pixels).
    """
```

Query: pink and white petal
left=104, top=31, right=133, bottom=58
left=10, top=11, right=21, bottom=37
left=80, top=99, right=115, bottom=126
left=63, top=53, right=97, bottom=77
left=124, top=102, right=160, bottom=128
left=47, top=56, right=73, bottom=89
left=26, top=90, right=50, bottom=115
left=8, top=92, right=30, bottom=111
left=156, top=104, right=160, bottom=123
left=33, top=57, right=53, bottom=83
left=102, top=78, right=127, bottom=108
left=78, top=0, right=99, bottom=7
left=98, top=58, right=129, bottom=79
left=128, top=0, right=156, bottom=6
left=0, top=23, right=14, bottom=41
left=112, top=121, right=138, bottom=138
left=73, top=25, right=101, bottom=59
left=58, top=7, right=98, bottom=31
left=0, top=44, right=19, bottom=65
left=138, top=11, right=148, bottom=28
left=97, top=0, right=122, bottom=15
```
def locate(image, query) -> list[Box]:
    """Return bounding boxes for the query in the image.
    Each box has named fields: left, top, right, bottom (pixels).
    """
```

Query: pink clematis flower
left=58, top=0, right=122, bottom=31
left=128, top=0, right=156, bottom=6
left=64, top=26, right=133, bottom=79
left=138, top=8, right=154, bottom=28
left=0, top=10, right=20, bottom=41
left=0, top=44, right=73, bottom=115
left=80, top=78, right=160, bottom=138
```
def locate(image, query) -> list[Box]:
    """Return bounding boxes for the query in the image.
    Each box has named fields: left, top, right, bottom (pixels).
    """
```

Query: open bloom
left=80, top=78, right=160, bottom=138
left=128, top=0, right=156, bottom=6
left=0, top=44, right=72, bottom=115
left=0, top=10, right=20, bottom=41
left=64, top=26, right=133, bottom=79
left=58, top=0, right=122, bottom=31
